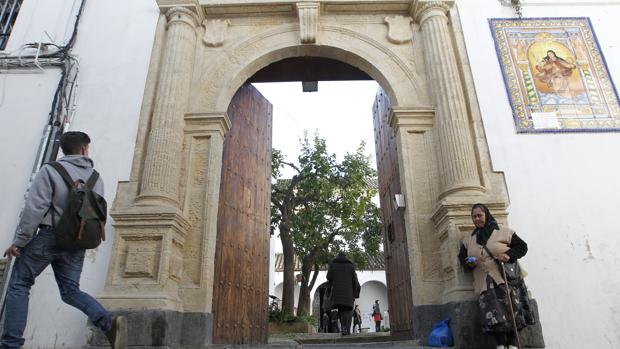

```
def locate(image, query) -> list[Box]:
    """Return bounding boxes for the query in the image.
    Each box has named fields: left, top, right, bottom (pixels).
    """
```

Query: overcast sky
left=253, top=81, right=380, bottom=178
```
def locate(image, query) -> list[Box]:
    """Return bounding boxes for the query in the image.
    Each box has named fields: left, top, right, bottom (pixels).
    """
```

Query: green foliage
left=271, top=132, right=382, bottom=314
left=269, top=308, right=296, bottom=323
left=510, top=0, right=522, bottom=18
left=272, top=132, right=381, bottom=263
left=268, top=308, right=316, bottom=325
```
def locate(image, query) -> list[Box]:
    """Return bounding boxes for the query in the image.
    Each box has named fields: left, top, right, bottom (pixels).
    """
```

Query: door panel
left=373, top=88, right=413, bottom=338
left=212, top=83, right=273, bottom=344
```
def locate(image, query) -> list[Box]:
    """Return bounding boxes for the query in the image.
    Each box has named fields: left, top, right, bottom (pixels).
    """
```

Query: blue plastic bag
left=427, top=317, right=454, bottom=347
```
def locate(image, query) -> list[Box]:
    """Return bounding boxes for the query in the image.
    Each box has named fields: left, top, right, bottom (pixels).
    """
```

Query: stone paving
left=206, top=332, right=443, bottom=348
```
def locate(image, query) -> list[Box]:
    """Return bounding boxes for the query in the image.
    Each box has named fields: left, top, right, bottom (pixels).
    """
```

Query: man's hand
left=3, top=245, right=21, bottom=261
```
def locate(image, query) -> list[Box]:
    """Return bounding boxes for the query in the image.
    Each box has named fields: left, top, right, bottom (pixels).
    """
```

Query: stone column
left=415, top=1, right=483, bottom=197
left=137, top=7, right=199, bottom=206
left=93, top=7, right=207, bottom=347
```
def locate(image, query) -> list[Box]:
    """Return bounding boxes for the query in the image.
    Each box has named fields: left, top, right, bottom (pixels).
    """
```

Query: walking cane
left=0, top=258, right=15, bottom=333
left=500, top=261, right=522, bottom=349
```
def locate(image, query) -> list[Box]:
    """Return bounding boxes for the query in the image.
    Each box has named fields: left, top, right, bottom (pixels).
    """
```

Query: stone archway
left=94, top=1, right=520, bottom=348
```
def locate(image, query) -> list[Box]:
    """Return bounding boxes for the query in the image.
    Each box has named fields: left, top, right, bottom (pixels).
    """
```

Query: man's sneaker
left=105, top=315, right=127, bottom=349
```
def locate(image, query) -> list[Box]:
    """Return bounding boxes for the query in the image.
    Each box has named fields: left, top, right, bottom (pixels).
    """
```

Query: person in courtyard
left=326, top=251, right=360, bottom=336
left=352, top=304, right=362, bottom=333
left=459, top=203, right=532, bottom=349
left=1, top=131, right=127, bottom=349
left=372, top=299, right=382, bottom=332
left=321, top=311, right=330, bottom=332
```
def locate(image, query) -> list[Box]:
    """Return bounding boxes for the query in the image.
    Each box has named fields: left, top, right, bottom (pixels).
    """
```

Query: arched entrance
left=96, top=1, right=517, bottom=348
left=360, top=281, right=389, bottom=332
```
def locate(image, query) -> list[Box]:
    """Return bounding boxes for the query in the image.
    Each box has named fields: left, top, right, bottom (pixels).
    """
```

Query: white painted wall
left=457, top=1, right=620, bottom=348
left=0, top=0, right=159, bottom=347
left=3, top=0, right=619, bottom=348
left=359, top=281, right=390, bottom=331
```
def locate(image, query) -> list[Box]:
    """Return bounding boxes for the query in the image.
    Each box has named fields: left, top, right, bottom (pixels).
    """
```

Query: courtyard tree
left=271, top=133, right=382, bottom=316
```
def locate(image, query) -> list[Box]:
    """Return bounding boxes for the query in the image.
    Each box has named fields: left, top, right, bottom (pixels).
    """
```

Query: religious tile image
left=489, top=18, right=620, bottom=133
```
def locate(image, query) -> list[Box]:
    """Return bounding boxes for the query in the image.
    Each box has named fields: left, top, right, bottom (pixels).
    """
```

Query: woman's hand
left=497, top=253, right=510, bottom=263
left=465, top=256, right=478, bottom=268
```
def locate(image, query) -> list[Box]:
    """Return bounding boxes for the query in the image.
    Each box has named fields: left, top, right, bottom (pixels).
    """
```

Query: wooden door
left=212, top=84, right=272, bottom=344
left=373, top=88, right=413, bottom=338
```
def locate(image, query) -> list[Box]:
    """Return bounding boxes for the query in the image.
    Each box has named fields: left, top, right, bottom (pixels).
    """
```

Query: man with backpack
left=1, top=131, right=126, bottom=349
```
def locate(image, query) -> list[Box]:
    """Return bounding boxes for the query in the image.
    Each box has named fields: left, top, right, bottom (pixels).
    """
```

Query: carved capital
left=202, top=19, right=230, bottom=47
left=388, top=106, right=435, bottom=133
left=296, top=2, right=320, bottom=44
left=166, top=6, right=200, bottom=29
left=432, top=200, right=506, bottom=230
left=384, top=16, right=414, bottom=44
left=413, top=1, right=454, bottom=24
left=184, top=112, right=231, bottom=137
left=157, top=0, right=204, bottom=19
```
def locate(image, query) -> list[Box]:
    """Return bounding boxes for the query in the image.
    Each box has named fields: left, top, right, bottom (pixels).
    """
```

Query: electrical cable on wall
left=0, top=1, right=87, bottom=332
left=0, top=0, right=86, bottom=171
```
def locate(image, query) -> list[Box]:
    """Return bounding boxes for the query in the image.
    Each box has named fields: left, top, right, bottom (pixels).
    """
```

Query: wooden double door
left=212, top=84, right=273, bottom=344
left=212, top=83, right=413, bottom=343
left=373, top=88, right=413, bottom=338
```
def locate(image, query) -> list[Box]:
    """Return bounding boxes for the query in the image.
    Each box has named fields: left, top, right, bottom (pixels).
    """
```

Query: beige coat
left=462, top=227, right=514, bottom=294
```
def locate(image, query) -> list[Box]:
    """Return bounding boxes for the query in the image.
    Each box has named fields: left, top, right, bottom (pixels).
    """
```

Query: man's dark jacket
left=326, top=253, right=361, bottom=308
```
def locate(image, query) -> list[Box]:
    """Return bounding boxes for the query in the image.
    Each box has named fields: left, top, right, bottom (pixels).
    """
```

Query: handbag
left=482, top=245, right=520, bottom=282
left=502, top=260, right=520, bottom=281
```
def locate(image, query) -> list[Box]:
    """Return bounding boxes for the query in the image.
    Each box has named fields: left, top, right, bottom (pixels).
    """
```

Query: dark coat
left=326, top=254, right=361, bottom=308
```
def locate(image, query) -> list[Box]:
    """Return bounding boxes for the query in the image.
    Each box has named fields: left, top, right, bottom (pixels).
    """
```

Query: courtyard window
left=0, top=0, right=22, bottom=50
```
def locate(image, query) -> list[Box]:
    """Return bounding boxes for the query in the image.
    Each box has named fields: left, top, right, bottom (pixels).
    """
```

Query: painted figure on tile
left=535, top=49, right=577, bottom=95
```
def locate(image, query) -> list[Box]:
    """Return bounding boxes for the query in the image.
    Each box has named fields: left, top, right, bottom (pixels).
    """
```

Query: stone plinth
left=412, top=299, right=545, bottom=349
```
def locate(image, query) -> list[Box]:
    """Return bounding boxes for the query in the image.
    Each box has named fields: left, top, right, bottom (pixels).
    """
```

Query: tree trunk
left=280, top=223, right=296, bottom=315
left=296, top=257, right=313, bottom=316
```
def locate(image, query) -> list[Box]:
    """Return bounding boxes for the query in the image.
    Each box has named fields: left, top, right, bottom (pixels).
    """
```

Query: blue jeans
left=1, top=228, right=112, bottom=349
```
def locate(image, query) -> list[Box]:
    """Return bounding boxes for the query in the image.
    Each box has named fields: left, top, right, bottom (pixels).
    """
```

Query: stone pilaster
left=389, top=107, right=443, bottom=306
left=179, top=113, right=231, bottom=313
left=415, top=1, right=484, bottom=198
left=431, top=201, right=508, bottom=302
left=137, top=7, right=199, bottom=206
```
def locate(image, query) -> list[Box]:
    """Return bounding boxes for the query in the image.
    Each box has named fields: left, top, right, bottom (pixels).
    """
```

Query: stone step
left=302, top=340, right=438, bottom=348
left=208, top=341, right=439, bottom=349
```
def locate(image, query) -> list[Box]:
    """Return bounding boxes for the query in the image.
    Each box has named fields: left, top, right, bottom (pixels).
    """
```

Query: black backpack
left=49, top=162, right=107, bottom=250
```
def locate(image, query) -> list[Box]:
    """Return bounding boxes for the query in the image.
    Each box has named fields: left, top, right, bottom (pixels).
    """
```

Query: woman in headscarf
left=459, top=203, right=531, bottom=349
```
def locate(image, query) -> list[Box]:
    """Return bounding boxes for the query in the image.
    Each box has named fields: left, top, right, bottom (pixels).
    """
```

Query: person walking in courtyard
left=372, top=299, right=382, bottom=332
left=321, top=311, right=330, bottom=333
left=326, top=251, right=360, bottom=336
left=459, top=203, right=532, bottom=349
left=1, top=132, right=127, bottom=349
left=352, top=304, right=362, bottom=333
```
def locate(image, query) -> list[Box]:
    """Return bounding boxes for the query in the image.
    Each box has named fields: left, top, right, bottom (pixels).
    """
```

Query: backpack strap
left=47, top=162, right=75, bottom=227
left=48, top=162, right=75, bottom=189
left=86, top=170, right=100, bottom=190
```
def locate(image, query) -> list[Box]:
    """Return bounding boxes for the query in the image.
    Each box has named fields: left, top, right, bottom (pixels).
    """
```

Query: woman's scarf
left=472, top=203, right=499, bottom=245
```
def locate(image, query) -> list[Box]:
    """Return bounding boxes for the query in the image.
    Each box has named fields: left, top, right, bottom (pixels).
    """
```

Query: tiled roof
left=274, top=251, right=384, bottom=272
left=276, top=178, right=378, bottom=190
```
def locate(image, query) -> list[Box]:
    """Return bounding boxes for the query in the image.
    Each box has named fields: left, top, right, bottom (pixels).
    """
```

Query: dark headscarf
left=471, top=203, right=499, bottom=245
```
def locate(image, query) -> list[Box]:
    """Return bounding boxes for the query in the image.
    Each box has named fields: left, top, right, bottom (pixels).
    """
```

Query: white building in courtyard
left=270, top=252, right=389, bottom=332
